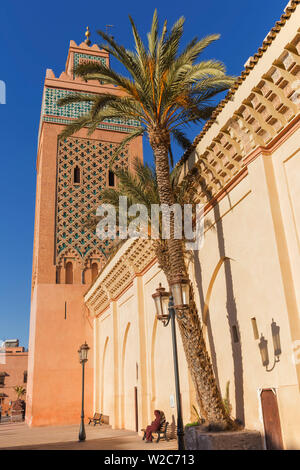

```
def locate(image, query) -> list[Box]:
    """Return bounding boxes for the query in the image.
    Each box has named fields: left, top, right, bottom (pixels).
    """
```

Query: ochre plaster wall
left=89, top=128, right=300, bottom=448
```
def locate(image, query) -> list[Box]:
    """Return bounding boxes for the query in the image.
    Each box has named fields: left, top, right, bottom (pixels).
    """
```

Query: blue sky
left=0, top=0, right=288, bottom=348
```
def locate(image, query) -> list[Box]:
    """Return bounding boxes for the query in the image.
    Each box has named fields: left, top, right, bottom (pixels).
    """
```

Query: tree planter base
left=185, top=426, right=263, bottom=450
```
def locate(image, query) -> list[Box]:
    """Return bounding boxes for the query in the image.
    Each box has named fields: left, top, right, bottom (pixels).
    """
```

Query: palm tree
left=86, top=158, right=194, bottom=281
left=14, top=386, right=26, bottom=400
left=58, top=12, right=236, bottom=427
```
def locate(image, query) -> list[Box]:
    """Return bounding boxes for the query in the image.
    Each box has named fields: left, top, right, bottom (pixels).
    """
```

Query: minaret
left=26, top=31, right=143, bottom=426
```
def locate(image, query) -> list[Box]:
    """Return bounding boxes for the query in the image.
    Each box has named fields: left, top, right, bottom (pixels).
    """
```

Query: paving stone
left=0, top=423, right=177, bottom=450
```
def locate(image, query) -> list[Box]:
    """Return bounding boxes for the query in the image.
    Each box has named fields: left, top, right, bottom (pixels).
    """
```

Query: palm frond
left=147, top=9, right=158, bottom=57
left=109, top=127, right=145, bottom=168
left=59, top=115, right=93, bottom=139
left=57, top=93, right=95, bottom=107
left=58, top=10, right=235, bottom=173
left=160, top=16, right=185, bottom=73
left=171, top=128, right=191, bottom=150
left=128, top=16, right=149, bottom=77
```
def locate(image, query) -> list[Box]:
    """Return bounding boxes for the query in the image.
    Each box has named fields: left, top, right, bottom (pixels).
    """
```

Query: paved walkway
left=0, top=422, right=177, bottom=450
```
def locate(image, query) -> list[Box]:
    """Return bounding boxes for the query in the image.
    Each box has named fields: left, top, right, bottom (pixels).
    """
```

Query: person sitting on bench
left=145, top=410, right=162, bottom=443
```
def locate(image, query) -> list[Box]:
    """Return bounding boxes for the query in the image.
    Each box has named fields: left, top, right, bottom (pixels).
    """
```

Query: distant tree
left=14, top=386, right=26, bottom=400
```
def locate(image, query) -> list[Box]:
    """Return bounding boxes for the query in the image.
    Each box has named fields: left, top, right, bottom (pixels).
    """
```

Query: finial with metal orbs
left=84, top=26, right=91, bottom=46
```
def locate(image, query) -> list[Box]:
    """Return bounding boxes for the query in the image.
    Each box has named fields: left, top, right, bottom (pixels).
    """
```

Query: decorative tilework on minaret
left=37, top=39, right=141, bottom=269
left=55, top=136, right=128, bottom=262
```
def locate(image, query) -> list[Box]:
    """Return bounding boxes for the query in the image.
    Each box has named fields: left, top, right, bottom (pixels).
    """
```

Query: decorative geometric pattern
left=43, top=116, right=137, bottom=134
left=55, top=136, right=128, bottom=263
left=43, top=88, right=140, bottom=127
left=73, top=53, right=106, bottom=78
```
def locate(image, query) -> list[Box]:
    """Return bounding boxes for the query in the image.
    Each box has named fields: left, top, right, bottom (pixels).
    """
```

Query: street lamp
left=169, top=275, right=190, bottom=310
left=152, top=283, right=185, bottom=450
left=152, top=283, right=169, bottom=322
left=78, top=341, right=90, bottom=442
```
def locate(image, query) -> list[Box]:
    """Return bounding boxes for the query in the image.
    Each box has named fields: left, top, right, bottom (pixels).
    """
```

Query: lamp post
left=152, top=283, right=187, bottom=451
left=78, top=341, right=90, bottom=442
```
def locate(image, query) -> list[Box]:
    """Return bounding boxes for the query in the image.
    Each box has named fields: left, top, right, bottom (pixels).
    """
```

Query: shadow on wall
left=258, top=319, right=282, bottom=372
left=193, top=174, right=245, bottom=425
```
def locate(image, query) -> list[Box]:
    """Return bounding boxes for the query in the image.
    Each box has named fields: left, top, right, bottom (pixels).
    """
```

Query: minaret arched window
left=65, top=262, right=73, bottom=284
left=74, top=166, right=80, bottom=184
left=108, top=170, right=115, bottom=187
left=91, top=263, right=98, bottom=283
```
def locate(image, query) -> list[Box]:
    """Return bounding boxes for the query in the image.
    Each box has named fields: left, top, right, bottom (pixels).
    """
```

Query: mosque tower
left=26, top=29, right=143, bottom=425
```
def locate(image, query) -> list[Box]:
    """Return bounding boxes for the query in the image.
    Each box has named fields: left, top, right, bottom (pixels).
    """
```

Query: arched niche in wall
left=65, top=261, right=73, bottom=284
left=91, top=262, right=99, bottom=283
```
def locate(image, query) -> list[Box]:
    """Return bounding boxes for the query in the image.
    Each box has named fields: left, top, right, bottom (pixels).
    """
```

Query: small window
left=91, top=263, right=98, bottom=282
left=65, top=262, right=73, bottom=284
left=23, top=371, right=27, bottom=384
left=74, top=166, right=80, bottom=184
left=82, top=270, right=86, bottom=285
left=108, top=170, right=115, bottom=187
left=0, top=374, right=5, bottom=386
left=56, top=267, right=60, bottom=284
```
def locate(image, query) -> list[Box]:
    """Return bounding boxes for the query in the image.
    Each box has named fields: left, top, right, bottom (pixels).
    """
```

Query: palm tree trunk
left=149, top=128, right=233, bottom=427
left=149, top=128, right=186, bottom=277
left=176, top=287, right=233, bottom=426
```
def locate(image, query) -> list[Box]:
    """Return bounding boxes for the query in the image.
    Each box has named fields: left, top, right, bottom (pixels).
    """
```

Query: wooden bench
left=88, top=412, right=103, bottom=426
left=141, top=421, right=169, bottom=443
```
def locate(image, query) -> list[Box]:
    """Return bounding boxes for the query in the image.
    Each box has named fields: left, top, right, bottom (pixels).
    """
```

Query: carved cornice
left=178, top=1, right=300, bottom=173
left=180, top=22, right=300, bottom=205
left=85, top=238, right=155, bottom=317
